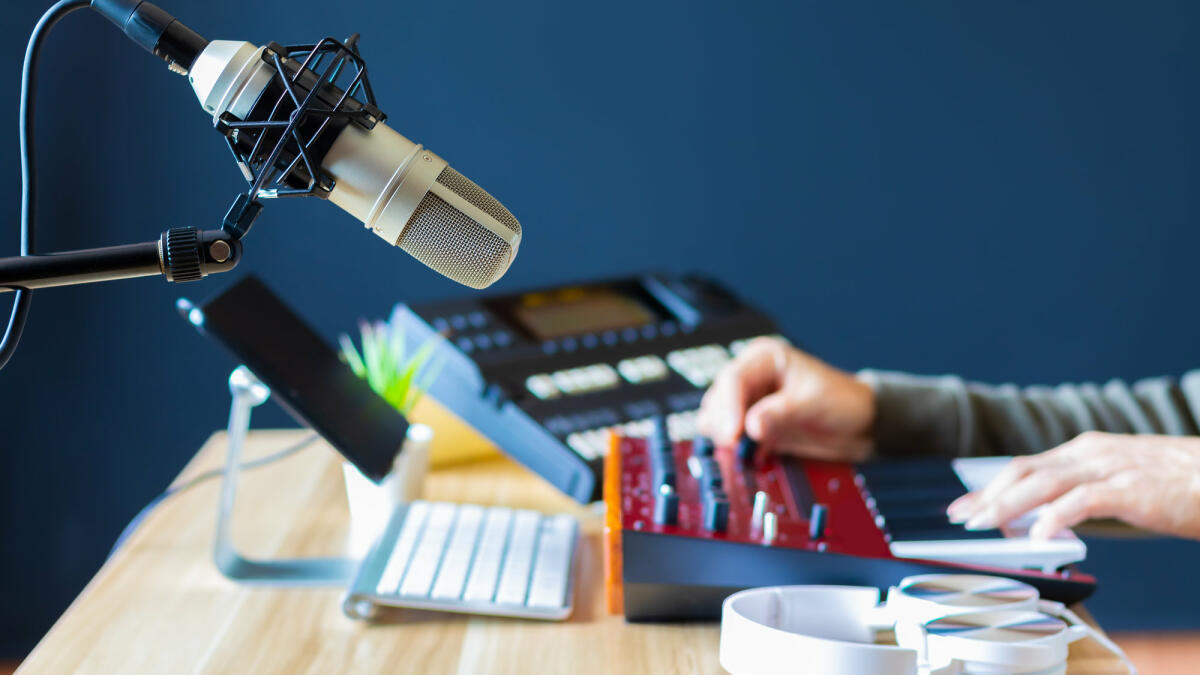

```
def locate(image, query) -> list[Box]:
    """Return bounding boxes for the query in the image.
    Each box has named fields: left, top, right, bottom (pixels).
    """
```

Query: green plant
left=339, top=318, right=442, bottom=416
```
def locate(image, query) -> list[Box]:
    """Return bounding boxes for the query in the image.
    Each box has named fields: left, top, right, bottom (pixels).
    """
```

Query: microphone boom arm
left=0, top=227, right=241, bottom=293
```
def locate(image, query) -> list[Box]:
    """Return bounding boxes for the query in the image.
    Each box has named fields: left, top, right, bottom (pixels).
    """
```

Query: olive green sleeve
left=856, top=369, right=1200, bottom=458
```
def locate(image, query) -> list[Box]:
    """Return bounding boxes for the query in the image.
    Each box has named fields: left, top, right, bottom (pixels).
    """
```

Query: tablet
left=180, top=275, right=408, bottom=482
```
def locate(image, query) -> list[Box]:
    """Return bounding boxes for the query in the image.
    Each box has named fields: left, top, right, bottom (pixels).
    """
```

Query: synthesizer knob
left=736, top=435, right=757, bottom=464
left=751, top=490, right=768, bottom=531
left=651, top=415, right=671, bottom=449
left=657, top=467, right=677, bottom=491
left=692, top=435, right=714, bottom=457
left=763, top=511, right=778, bottom=545
left=704, top=494, right=730, bottom=532
left=654, top=485, right=679, bottom=526
left=703, top=472, right=724, bottom=492
left=809, top=503, right=829, bottom=541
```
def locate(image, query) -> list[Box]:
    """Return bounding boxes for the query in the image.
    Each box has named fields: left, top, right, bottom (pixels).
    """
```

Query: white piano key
left=889, top=536, right=1087, bottom=572
left=430, top=504, right=485, bottom=601
left=463, top=507, right=513, bottom=603
left=527, top=515, right=578, bottom=610
left=375, top=501, right=429, bottom=594
left=494, top=510, right=542, bottom=605
left=398, top=502, right=457, bottom=597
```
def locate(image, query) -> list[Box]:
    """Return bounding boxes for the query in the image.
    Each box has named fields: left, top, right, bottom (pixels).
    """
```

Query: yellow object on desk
left=407, top=394, right=501, bottom=467
left=16, top=430, right=1133, bottom=675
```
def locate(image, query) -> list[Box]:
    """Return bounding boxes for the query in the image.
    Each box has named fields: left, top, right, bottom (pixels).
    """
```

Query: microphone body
left=189, top=40, right=521, bottom=289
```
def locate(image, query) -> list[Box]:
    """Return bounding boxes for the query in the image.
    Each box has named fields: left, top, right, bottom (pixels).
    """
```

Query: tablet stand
left=214, top=366, right=358, bottom=586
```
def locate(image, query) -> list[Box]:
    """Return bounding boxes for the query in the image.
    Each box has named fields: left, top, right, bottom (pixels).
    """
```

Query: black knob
left=692, top=435, right=714, bottom=457
left=161, top=227, right=203, bottom=282
left=704, top=495, right=730, bottom=532
left=809, top=503, right=829, bottom=541
left=736, top=435, right=758, bottom=463
left=651, top=414, right=670, bottom=441
left=654, top=487, right=679, bottom=526
left=703, top=472, right=724, bottom=492
left=657, top=467, right=677, bottom=491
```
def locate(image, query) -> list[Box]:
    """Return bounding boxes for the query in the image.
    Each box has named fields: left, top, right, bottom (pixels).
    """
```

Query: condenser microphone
left=94, top=1, right=522, bottom=289
left=1, top=0, right=524, bottom=372
left=187, top=41, right=521, bottom=289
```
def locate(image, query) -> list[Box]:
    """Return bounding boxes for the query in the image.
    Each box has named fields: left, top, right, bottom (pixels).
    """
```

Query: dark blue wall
left=2, top=0, right=1198, bottom=653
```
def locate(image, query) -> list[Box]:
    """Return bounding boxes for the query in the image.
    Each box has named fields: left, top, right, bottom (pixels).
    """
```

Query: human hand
left=947, top=431, right=1200, bottom=540
left=696, top=337, right=875, bottom=462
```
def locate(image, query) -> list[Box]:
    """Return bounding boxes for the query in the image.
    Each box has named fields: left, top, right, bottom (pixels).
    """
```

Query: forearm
left=857, top=369, right=1200, bottom=458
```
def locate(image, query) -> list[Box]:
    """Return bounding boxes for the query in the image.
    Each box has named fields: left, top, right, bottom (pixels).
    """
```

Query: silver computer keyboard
left=343, top=501, right=579, bottom=621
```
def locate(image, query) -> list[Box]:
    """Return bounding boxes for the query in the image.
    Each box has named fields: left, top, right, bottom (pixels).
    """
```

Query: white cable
left=1038, top=600, right=1138, bottom=675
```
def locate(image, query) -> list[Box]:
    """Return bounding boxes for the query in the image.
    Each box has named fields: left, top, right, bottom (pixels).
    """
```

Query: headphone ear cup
left=887, top=575, right=1085, bottom=675
left=888, top=574, right=1041, bottom=624
left=897, top=609, right=1075, bottom=675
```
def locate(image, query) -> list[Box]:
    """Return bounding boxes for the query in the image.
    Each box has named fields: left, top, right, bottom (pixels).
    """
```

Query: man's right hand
left=696, top=337, right=876, bottom=462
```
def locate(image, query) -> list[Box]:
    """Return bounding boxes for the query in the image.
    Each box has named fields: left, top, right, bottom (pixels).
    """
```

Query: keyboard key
left=527, top=515, right=578, bottom=609
left=399, top=502, right=457, bottom=597
left=375, top=501, right=429, bottom=594
left=431, top=504, right=485, bottom=601
left=463, top=507, right=513, bottom=603
left=525, top=374, right=560, bottom=400
left=359, top=501, right=580, bottom=620
left=494, top=510, right=542, bottom=605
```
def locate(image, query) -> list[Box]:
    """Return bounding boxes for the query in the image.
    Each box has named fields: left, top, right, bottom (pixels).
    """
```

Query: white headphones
left=719, top=574, right=1135, bottom=675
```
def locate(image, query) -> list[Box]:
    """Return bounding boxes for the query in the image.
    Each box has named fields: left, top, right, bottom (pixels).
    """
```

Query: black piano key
left=872, top=500, right=959, bottom=520
left=880, top=514, right=965, bottom=533
left=887, top=526, right=1005, bottom=541
left=868, top=486, right=968, bottom=512
left=858, top=459, right=960, bottom=484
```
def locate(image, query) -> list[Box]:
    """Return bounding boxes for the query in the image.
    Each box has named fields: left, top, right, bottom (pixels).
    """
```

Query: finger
left=963, top=465, right=1085, bottom=531
left=744, top=390, right=808, bottom=446
left=959, top=435, right=1096, bottom=520
left=960, top=434, right=1120, bottom=527
left=953, top=455, right=1043, bottom=522
left=697, top=340, right=786, bottom=444
left=745, top=391, right=844, bottom=460
left=946, top=492, right=980, bottom=523
left=1028, top=480, right=1130, bottom=540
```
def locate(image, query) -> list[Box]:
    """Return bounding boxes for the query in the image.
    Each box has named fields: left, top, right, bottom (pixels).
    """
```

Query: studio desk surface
left=18, top=430, right=1130, bottom=674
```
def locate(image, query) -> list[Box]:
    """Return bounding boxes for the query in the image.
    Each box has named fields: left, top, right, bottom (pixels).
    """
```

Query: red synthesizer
left=603, top=422, right=1096, bottom=621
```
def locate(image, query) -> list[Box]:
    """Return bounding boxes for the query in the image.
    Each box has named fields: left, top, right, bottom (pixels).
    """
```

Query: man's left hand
left=946, top=432, right=1200, bottom=541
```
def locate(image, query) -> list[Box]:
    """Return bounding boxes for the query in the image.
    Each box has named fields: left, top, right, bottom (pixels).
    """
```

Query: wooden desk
left=18, top=430, right=1131, bottom=674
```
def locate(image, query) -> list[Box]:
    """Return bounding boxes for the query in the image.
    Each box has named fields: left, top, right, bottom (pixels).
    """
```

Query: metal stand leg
left=213, top=366, right=356, bottom=586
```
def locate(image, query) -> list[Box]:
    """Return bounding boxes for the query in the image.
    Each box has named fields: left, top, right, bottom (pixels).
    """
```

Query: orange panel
left=602, top=430, right=624, bottom=615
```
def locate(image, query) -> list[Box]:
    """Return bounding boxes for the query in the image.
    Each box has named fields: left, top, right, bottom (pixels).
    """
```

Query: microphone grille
left=397, top=168, right=521, bottom=289
left=435, top=167, right=522, bottom=234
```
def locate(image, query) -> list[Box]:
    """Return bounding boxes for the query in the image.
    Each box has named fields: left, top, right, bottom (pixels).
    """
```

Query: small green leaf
left=340, top=313, right=444, bottom=417
left=338, top=333, right=366, bottom=378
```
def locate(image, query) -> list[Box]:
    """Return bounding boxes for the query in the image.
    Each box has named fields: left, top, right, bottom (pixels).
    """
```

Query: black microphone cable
left=0, top=0, right=91, bottom=371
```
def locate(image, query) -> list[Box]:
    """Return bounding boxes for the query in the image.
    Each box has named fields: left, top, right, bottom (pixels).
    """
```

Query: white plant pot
left=343, top=423, right=433, bottom=558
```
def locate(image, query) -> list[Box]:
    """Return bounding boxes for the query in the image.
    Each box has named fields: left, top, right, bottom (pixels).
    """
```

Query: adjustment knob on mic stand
left=162, top=227, right=202, bottom=282
left=160, top=228, right=242, bottom=284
